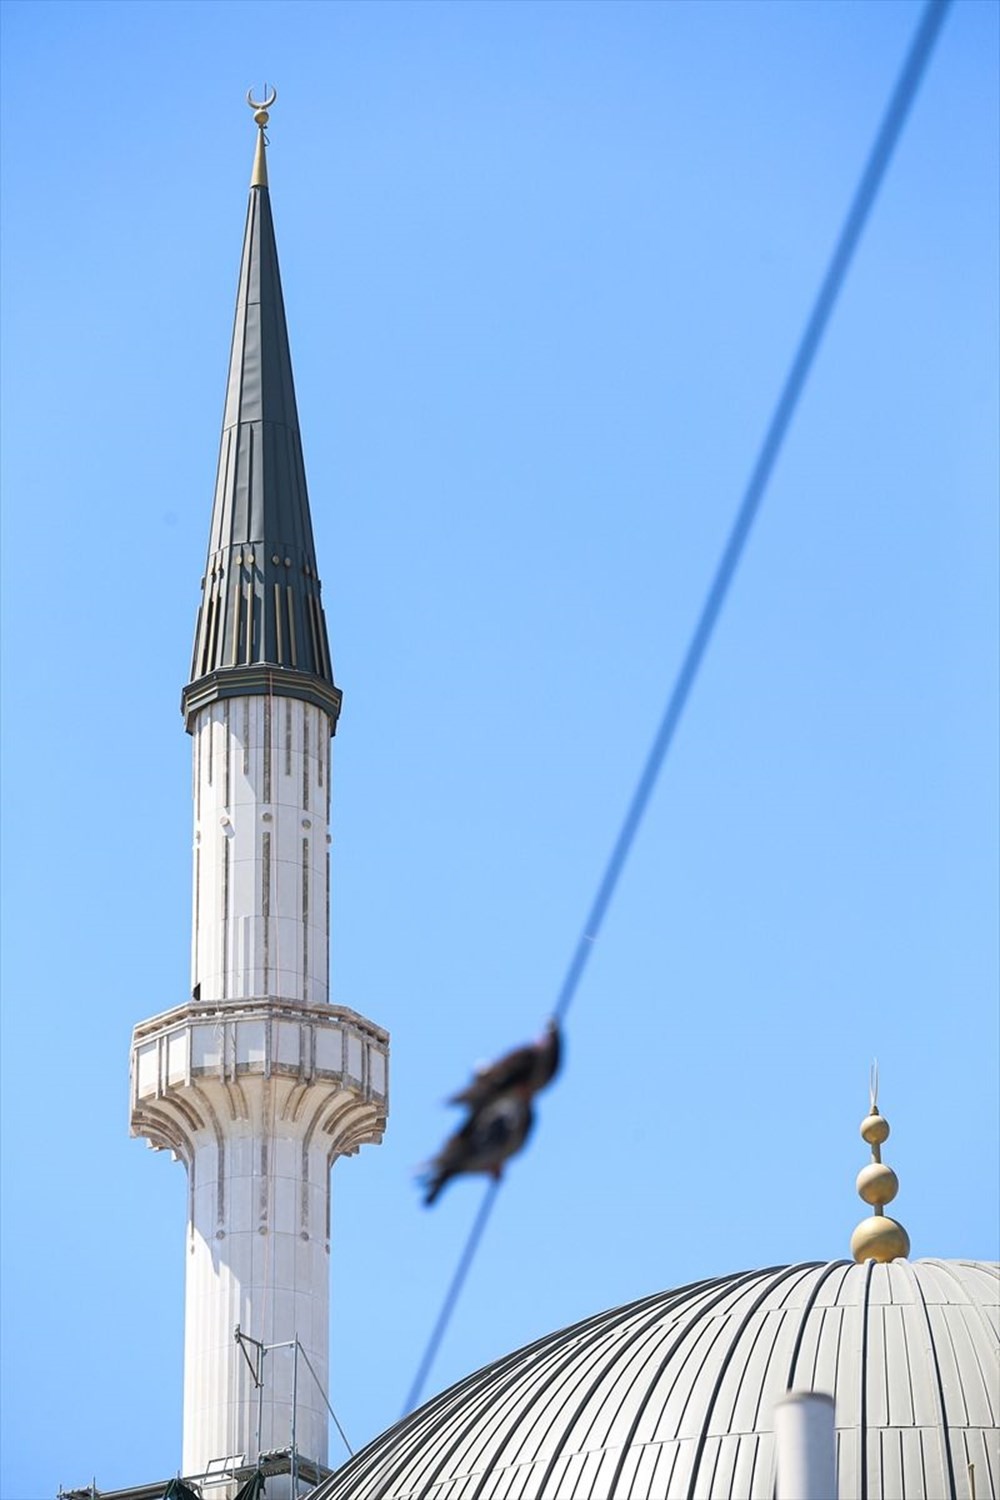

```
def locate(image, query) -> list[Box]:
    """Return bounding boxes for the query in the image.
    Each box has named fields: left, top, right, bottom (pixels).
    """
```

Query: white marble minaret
left=130, top=97, right=388, bottom=1493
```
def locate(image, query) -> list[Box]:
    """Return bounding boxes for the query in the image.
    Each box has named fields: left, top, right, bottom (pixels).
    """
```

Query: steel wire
left=400, top=0, right=953, bottom=1423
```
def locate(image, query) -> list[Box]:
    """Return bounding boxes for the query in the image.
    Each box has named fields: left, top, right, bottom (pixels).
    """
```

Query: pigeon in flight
left=448, top=1018, right=562, bottom=1110
left=422, top=1090, right=535, bottom=1206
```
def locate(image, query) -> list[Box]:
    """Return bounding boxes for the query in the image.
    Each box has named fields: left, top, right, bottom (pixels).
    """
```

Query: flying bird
left=422, top=1090, right=535, bottom=1206
left=448, top=1018, right=562, bottom=1110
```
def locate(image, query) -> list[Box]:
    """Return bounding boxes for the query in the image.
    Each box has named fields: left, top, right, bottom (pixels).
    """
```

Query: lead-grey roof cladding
left=182, top=171, right=340, bottom=732
left=310, top=1259, right=999, bottom=1500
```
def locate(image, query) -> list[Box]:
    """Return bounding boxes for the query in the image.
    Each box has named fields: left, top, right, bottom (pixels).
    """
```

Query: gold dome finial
left=850, top=1061, right=910, bottom=1263
left=247, top=85, right=276, bottom=188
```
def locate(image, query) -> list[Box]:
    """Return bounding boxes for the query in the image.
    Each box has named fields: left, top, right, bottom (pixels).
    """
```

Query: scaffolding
left=58, top=1332, right=350, bottom=1500
left=233, top=1324, right=353, bottom=1497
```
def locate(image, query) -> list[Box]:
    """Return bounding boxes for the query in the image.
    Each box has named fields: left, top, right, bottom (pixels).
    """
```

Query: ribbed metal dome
left=315, top=1259, right=998, bottom=1500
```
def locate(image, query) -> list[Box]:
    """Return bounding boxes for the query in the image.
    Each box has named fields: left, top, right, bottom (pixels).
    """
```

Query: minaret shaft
left=182, top=1107, right=333, bottom=1474
left=130, top=105, right=387, bottom=1495
left=192, top=696, right=332, bottom=1005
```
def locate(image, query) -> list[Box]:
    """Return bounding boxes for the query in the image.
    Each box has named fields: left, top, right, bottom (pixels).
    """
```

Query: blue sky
left=1, top=1, right=997, bottom=1495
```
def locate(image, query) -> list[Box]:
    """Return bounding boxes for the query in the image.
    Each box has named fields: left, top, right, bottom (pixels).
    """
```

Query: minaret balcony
left=129, top=997, right=388, bottom=1167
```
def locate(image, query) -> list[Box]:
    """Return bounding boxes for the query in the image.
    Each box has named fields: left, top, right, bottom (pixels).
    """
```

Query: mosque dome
left=315, top=1258, right=998, bottom=1500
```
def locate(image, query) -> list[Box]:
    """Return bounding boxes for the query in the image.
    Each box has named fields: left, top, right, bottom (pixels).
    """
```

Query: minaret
left=129, top=93, right=388, bottom=1491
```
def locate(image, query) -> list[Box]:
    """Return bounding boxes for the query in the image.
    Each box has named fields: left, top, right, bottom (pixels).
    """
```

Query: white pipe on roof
left=774, top=1391, right=837, bottom=1500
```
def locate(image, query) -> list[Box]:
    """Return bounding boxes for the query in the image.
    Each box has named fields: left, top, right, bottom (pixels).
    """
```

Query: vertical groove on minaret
left=319, top=599, right=332, bottom=682
left=223, top=704, right=231, bottom=1002
left=262, top=832, right=271, bottom=994
left=326, top=738, right=332, bottom=824
left=242, top=699, right=250, bottom=774
left=207, top=709, right=214, bottom=787
left=202, top=584, right=214, bottom=678
left=259, top=1116, right=269, bottom=1232
left=221, top=837, right=230, bottom=1001
left=274, top=584, right=284, bottom=665
left=304, top=591, right=316, bottom=671
left=196, top=574, right=210, bottom=678
left=224, top=701, right=231, bottom=807
left=325, top=849, right=331, bottom=990
left=285, top=700, right=292, bottom=777
left=194, top=847, right=201, bottom=979
left=302, top=837, right=310, bottom=1001
left=201, top=584, right=214, bottom=679
left=263, top=695, right=272, bottom=803
left=306, top=593, right=321, bottom=678
left=316, top=596, right=329, bottom=679
left=215, top=1118, right=226, bottom=1228
left=210, top=566, right=223, bottom=667
left=317, top=712, right=324, bottom=788
left=302, top=709, right=310, bottom=811
left=244, top=579, right=253, bottom=665
left=231, top=580, right=241, bottom=668
left=300, top=1143, right=310, bottom=1236
left=199, top=591, right=209, bottom=680
left=259, top=1054, right=271, bottom=1234
left=192, top=601, right=204, bottom=678
left=321, top=600, right=332, bottom=681
left=286, top=584, right=298, bottom=667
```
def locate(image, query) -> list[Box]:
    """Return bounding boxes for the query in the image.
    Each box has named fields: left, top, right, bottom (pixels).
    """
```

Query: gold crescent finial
left=246, top=85, right=275, bottom=188
left=247, top=85, right=277, bottom=113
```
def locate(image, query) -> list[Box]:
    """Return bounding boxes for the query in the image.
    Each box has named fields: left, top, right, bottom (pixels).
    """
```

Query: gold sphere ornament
left=849, top=1069, right=909, bottom=1261
left=254, top=110, right=270, bottom=128
left=851, top=1215, right=910, bottom=1264
left=860, top=1112, right=890, bottom=1146
left=856, top=1162, right=899, bottom=1207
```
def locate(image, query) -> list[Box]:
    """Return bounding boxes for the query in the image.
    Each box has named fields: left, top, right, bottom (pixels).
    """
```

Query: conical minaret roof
left=182, top=99, right=340, bottom=731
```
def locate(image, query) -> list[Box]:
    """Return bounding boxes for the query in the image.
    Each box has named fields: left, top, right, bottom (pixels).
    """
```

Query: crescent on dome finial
left=247, top=85, right=276, bottom=189
left=850, top=1066, right=910, bottom=1264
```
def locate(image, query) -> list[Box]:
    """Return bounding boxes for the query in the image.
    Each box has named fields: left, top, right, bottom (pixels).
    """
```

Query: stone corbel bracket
left=129, top=997, right=389, bottom=1165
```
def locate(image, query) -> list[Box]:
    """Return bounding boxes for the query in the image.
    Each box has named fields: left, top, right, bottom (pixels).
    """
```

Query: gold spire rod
left=247, top=85, right=276, bottom=188
left=850, top=1063, right=910, bottom=1263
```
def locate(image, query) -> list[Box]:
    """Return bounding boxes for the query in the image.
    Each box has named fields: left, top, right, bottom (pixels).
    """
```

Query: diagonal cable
left=401, top=1179, right=501, bottom=1419
left=553, top=0, right=952, bottom=1025
left=402, top=0, right=952, bottom=1420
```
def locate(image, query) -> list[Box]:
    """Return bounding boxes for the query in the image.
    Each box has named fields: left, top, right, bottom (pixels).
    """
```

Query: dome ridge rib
left=857, top=1257, right=876, bottom=1500
left=895, top=1257, right=958, bottom=1499
left=784, top=1259, right=852, bottom=1390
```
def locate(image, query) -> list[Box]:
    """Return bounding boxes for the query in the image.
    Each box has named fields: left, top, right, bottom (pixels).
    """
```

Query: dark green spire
left=182, top=126, right=340, bottom=732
